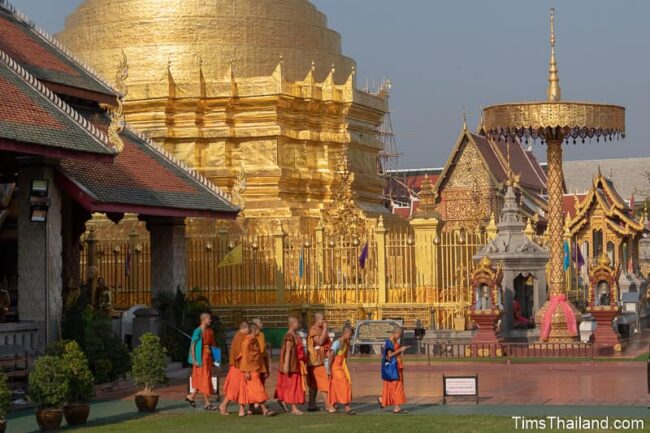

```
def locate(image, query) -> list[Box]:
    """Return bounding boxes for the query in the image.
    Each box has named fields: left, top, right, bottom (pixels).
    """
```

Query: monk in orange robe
left=327, top=325, right=355, bottom=415
left=378, top=326, right=410, bottom=414
left=307, top=312, right=331, bottom=411
left=219, top=321, right=249, bottom=416
left=275, top=316, right=307, bottom=415
left=186, top=313, right=216, bottom=410
left=248, top=318, right=269, bottom=414
left=240, top=323, right=275, bottom=416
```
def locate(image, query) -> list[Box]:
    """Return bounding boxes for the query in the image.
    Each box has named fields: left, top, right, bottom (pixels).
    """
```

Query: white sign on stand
left=443, top=374, right=479, bottom=404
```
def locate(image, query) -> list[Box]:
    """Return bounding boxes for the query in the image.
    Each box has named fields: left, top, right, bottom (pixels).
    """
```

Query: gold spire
left=547, top=8, right=561, bottom=102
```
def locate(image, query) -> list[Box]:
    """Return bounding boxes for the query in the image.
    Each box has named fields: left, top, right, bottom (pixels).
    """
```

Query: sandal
left=393, top=409, right=408, bottom=414
left=263, top=411, right=277, bottom=417
left=344, top=410, right=357, bottom=416
left=204, top=404, right=217, bottom=411
left=185, top=397, right=196, bottom=408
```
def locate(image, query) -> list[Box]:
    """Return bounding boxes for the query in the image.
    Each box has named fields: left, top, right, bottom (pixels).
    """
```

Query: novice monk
left=241, top=323, right=275, bottom=416
left=249, top=318, right=269, bottom=414
left=186, top=313, right=217, bottom=410
left=275, top=316, right=307, bottom=415
left=307, top=312, right=331, bottom=411
left=378, top=326, right=410, bottom=414
left=327, top=326, right=355, bottom=415
left=219, top=321, right=249, bottom=416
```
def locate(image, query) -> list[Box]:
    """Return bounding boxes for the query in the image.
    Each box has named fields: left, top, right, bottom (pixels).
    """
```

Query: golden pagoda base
left=534, top=297, right=582, bottom=343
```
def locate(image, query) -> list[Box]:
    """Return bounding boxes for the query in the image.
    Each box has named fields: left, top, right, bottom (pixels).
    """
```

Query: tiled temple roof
left=0, top=1, right=116, bottom=103
left=0, top=48, right=115, bottom=158
left=59, top=109, right=238, bottom=217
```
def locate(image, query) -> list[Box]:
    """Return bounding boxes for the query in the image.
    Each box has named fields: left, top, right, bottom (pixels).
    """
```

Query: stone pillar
left=273, top=221, right=286, bottom=303
left=375, top=217, right=388, bottom=305
left=17, top=165, right=63, bottom=350
left=409, top=216, right=440, bottom=290
left=147, top=217, right=187, bottom=300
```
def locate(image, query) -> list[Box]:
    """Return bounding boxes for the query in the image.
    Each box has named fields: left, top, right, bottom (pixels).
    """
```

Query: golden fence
left=80, top=223, right=488, bottom=329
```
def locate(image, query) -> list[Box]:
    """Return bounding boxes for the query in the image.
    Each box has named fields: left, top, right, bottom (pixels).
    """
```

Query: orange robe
left=191, top=328, right=215, bottom=395
left=328, top=340, right=352, bottom=406
left=381, top=341, right=407, bottom=406
left=275, top=332, right=307, bottom=405
left=257, top=332, right=269, bottom=384
left=223, top=331, right=247, bottom=404
left=240, top=335, right=269, bottom=404
left=307, top=325, right=331, bottom=393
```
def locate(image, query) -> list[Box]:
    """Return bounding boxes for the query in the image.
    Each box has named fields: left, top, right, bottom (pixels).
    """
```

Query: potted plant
left=28, top=356, right=68, bottom=432
left=0, top=372, right=12, bottom=433
left=61, top=341, right=94, bottom=426
left=130, top=333, right=167, bottom=412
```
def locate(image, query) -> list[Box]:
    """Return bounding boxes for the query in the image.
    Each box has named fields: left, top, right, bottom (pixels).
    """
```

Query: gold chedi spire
left=547, top=8, right=561, bottom=102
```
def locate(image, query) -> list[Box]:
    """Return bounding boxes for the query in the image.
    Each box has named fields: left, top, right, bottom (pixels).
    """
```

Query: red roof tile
left=0, top=74, right=62, bottom=128
left=0, top=14, right=77, bottom=76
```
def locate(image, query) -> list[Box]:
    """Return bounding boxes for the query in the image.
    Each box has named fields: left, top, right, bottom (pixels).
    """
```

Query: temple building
left=565, top=171, right=646, bottom=298
left=0, top=2, right=237, bottom=351
left=393, top=121, right=548, bottom=231
left=57, top=0, right=392, bottom=233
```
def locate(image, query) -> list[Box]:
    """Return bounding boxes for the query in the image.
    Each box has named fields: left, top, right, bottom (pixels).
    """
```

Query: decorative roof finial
left=462, top=109, right=467, bottom=131
left=547, top=8, right=561, bottom=102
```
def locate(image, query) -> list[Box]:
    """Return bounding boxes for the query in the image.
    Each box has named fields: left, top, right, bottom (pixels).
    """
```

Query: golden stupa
left=57, top=0, right=391, bottom=233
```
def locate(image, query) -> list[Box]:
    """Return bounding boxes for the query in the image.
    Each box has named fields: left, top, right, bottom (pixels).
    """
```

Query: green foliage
left=61, top=341, right=95, bottom=403
left=28, top=356, right=68, bottom=409
left=0, top=373, right=11, bottom=419
left=130, top=333, right=167, bottom=393
left=154, top=288, right=227, bottom=363
left=61, top=297, right=130, bottom=384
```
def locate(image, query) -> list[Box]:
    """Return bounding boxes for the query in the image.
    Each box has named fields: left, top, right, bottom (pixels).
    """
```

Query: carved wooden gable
left=437, top=135, right=497, bottom=226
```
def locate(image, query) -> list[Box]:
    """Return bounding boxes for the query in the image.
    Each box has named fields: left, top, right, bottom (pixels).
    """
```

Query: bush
left=130, top=333, right=167, bottom=393
left=62, top=302, right=130, bottom=384
left=28, top=356, right=68, bottom=409
left=0, top=373, right=11, bottom=419
left=154, top=288, right=227, bottom=364
left=61, top=341, right=94, bottom=404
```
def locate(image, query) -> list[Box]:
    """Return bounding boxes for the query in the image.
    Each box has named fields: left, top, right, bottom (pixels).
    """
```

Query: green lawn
left=54, top=413, right=649, bottom=433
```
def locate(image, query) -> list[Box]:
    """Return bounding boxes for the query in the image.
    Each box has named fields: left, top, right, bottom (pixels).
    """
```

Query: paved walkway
left=5, top=360, right=649, bottom=432
left=148, top=360, right=649, bottom=407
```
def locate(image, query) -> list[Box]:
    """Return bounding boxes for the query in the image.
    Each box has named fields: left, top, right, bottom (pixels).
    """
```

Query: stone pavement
left=5, top=359, right=649, bottom=433
left=147, top=359, right=650, bottom=407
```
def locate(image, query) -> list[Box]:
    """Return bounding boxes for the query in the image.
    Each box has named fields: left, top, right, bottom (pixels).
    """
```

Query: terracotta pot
left=63, top=403, right=90, bottom=426
left=134, top=393, right=159, bottom=413
left=0, top=418, right=6, bottom=433
left=36, top=408, right=63, bottom=432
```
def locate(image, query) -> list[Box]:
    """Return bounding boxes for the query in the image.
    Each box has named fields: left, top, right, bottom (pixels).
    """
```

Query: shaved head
left=239, top=320, right=249, bottom=332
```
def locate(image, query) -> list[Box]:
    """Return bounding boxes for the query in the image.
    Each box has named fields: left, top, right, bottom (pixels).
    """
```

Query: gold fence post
left=315, top=220, right=325, bottom=291
left=409, top=216, right=440, bottom=291
left=274, top=221, right=286, bottom=303
left=376, top=216, right=388, bottom=305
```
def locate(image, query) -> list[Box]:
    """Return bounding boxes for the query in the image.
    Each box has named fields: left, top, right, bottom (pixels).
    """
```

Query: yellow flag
left=218, top=244, right=243, bottom=268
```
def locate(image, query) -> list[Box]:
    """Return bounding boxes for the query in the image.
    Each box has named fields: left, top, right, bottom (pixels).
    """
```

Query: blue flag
left=298, top=247, right=304, bottom=279
left=359, top=242, right=369, bottom=269
left=563, top=240, right=570, bottom=272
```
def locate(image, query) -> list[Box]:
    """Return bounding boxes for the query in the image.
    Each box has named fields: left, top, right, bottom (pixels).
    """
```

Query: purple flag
left=125, top=249, right=132, bottom=276
left=359, top=242, right=369, bottom=269
left=572, top=241, right=585, bottom=270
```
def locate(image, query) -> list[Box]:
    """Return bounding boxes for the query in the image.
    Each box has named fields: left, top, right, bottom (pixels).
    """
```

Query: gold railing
left=80, top=221, right=488, bottom=329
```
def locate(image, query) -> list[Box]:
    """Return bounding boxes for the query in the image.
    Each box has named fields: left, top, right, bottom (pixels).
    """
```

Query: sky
left=9, top=0, right=650, bottom=169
